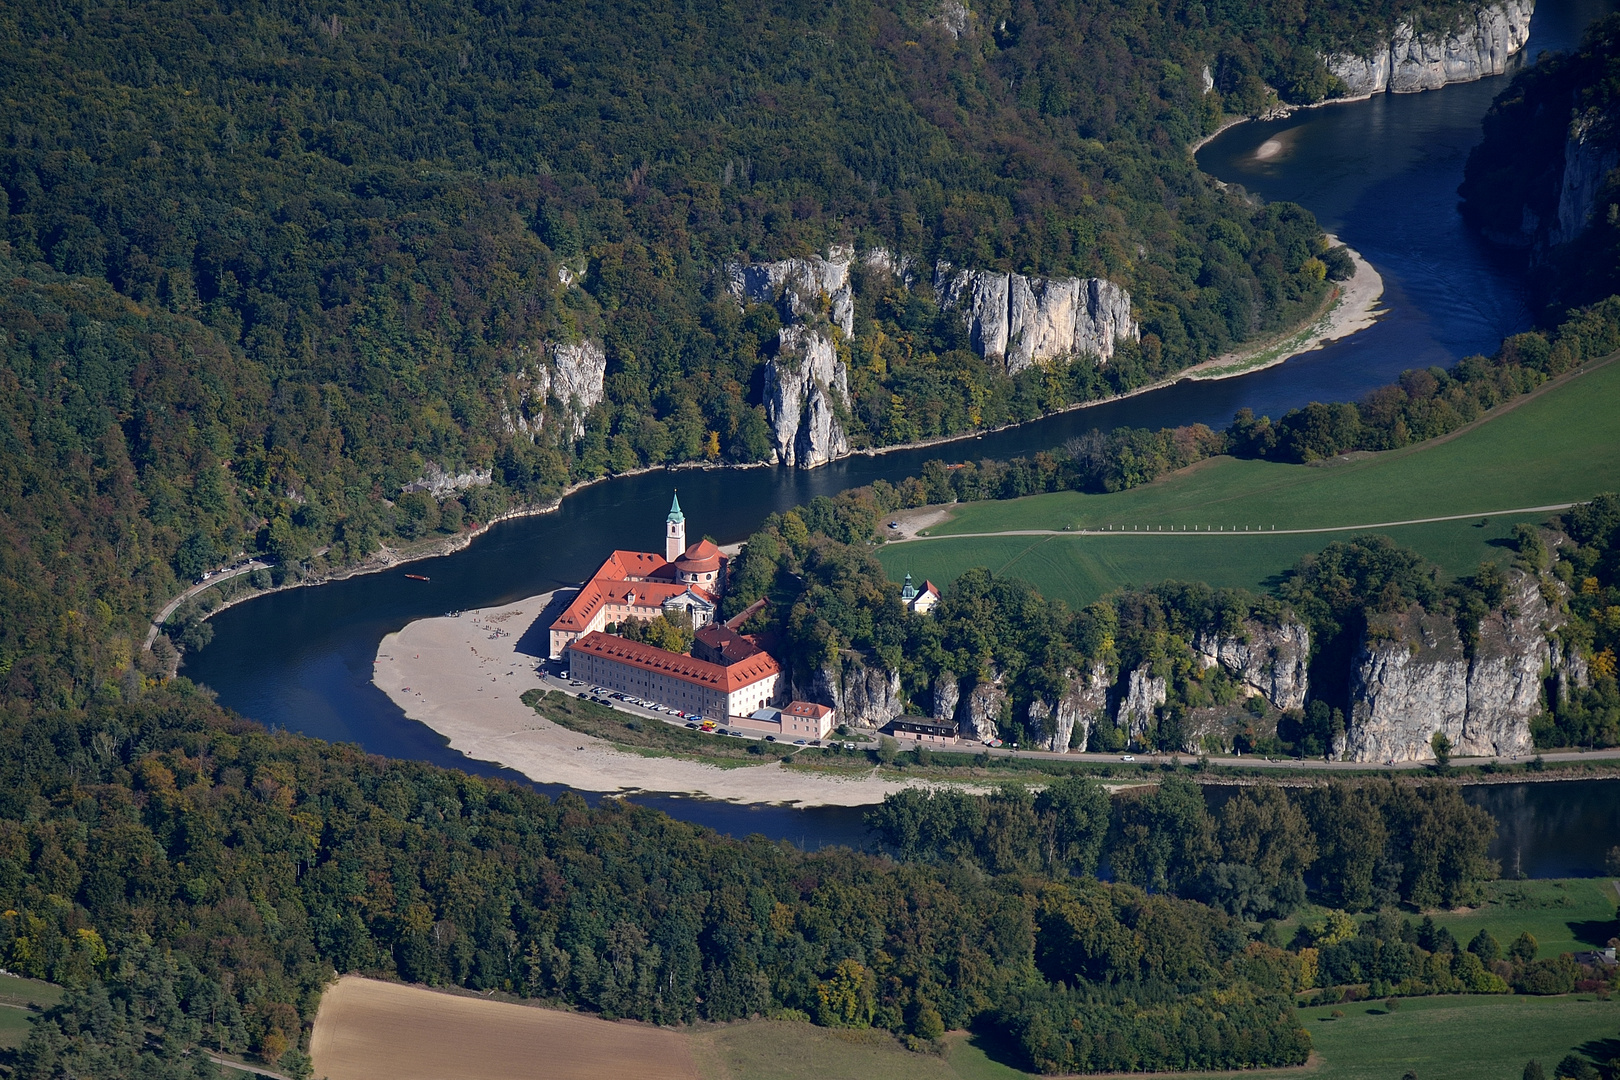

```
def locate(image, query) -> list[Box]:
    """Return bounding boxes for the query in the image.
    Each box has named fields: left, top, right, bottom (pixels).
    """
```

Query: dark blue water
left=185, top=0, right=1620, bottom=863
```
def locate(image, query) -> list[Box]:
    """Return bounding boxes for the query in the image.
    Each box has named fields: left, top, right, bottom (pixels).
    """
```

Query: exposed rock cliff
left=726, top=249, right=855, bottom=338
left=936, top=266, right=1138, bottom=373
left=1341, top=570, right=1556, bottom=762
left=1193, top=617, right=1310, bottom=710
left=1326, top=0, right=1534, bottom=95
left=800, top=651, right=903, bottom=729
left=961, top=672, right=1007, bottom=744
left=1550, top=115, right=1620, bottom=247
left=931, top=672, right=960, bottom=723
left=401, top=463, right=493, bottom=498
left=502, top=339, right=608, bottom=441
left=1114, top=664, right=1167, bottom=745
left=1029, top=663, right=1111, bottom=752
left=763, top=325, right=851, bottom=468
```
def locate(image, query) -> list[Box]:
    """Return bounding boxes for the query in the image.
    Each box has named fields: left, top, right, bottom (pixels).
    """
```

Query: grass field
left=1429, top=878, right=1620, bottom=959
left=0, top=973, right=59, bottom=1049
left=877, top=354, right=1620, bottom=608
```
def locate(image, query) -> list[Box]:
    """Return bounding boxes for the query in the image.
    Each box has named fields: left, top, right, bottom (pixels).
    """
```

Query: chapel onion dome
left=674, top=538, right=723, bottom=583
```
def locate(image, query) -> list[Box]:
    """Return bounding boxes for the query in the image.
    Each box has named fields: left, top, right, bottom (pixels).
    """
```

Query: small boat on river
left=404, top=573, right=430, bottom=582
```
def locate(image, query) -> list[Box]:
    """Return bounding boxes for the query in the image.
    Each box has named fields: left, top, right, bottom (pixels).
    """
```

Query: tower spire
left=665, top=491, right=686, bottom=561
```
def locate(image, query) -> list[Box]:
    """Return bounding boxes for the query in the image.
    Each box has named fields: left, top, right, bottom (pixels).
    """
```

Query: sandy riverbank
left=374, top=592, right=933, bottom=806
left=1183, top=235, right=1385, bottom=381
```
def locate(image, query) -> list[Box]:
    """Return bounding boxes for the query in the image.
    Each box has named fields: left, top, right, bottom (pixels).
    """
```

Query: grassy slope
left=0, top=974, right=59, bottom=1049
left=1428, top=878, right=1620, bottom=959
left=877, top=353, right=1620, bottom=608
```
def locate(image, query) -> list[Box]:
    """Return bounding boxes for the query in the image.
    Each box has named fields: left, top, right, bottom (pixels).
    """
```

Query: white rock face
left=401, top=463, right=493, bottom=498
left=763, top=325, right=850, bottom=469
left=1326, top=0, right=1534, bottom=95
left=1551, top=115, right=1620, bottom=247
left=932, top=672, right=960, bottom=723
left=1193, top=618, right=1311, bottom=711
left=800, top=652, right=903, bottom=729
left=726, top=248, right=855, bottom=338
left=937, top=266, right=1138, bottom=373
left=962, top=673, right=1007, bottom=744
left=1113, top=664, right=1167, bottom=744
left=1342, top=570, right=1556, bottom=762
left=861, top=246, right=918, bottom=289
left=502, top=339, right=608, bottom=441
left=1029, top=663, right=1111, bottom=752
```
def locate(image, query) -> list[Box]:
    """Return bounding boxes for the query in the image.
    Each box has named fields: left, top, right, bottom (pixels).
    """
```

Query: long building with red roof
left=565, top=631, right=783, bottom=721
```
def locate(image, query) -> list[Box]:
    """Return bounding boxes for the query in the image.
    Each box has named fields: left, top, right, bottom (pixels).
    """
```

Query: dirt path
left=892, top=501, right=1579, bottom=544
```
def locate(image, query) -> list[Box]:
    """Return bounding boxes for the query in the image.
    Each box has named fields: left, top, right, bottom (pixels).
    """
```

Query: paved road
left=144, top=559, right=272, bottom=648
left=885, top=735, right=1620, bottom=772
left=891, top=503, right=1579, bottom=544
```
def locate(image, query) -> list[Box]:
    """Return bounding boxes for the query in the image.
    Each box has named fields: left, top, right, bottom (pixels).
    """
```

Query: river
left=184, top=0, right=1619, bottom=869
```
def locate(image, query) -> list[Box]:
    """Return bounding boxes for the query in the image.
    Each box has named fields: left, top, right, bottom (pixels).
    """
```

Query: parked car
left=685, top=722, right=699, bottom=729
left=1121, top=754, right=1136, bottom=762
left=765, top=735, right=776, bottom=742
left=576, top=692, right=589, bottom=699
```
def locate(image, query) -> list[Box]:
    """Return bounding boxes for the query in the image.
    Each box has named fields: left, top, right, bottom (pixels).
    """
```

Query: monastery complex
left=550, top=495, right=820, bottom=733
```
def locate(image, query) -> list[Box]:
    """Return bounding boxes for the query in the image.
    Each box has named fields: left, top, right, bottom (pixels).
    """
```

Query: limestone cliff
left=1326, top=0, right=1534, bottom=95
left=1341, top=570, right=1556, bottom=762
left=763, top=325, right=851, bottom=468
left=1193, top=617, right=1310, bottom=710
left=931, top=672, right=960, bottom=723
left=502, top=339, right=608, bottom=441
left=1113, top=664, right=1167, bottom=745
left=1028, top=663, right=1111, bottom=752
left=798, top=651, right=903, bottom=729
left=961, top=672, right=1007, bottom=744
left=1549, top=115, right=1620, bottom=247
left=936, top=265, right=1138, bottom=373
left=726, top=249, right=855, bottom=338
left=401, top=463, right=493, bottom=499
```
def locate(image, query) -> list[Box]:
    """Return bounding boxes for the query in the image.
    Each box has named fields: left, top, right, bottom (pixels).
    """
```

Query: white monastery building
left=565, top=631, right=784, bottom=721
left=548, top=494, right=727, bottom=659
left=554, top=493, right=792, bottom=723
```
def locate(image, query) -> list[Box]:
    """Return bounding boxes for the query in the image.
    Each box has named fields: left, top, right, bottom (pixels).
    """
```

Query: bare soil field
left=309, top=976, right=699, bottom=1080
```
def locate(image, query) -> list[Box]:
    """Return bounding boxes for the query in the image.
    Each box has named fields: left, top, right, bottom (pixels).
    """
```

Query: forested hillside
left=0, top=0, right=1488, bottom=709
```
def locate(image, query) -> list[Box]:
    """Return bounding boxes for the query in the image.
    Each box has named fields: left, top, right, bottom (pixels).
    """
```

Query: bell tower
left=665, top=492, right=686, bottom=562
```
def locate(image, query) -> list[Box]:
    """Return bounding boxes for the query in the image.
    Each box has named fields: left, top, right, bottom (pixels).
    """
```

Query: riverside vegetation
left=0, top=2, right=1616, bottom=1078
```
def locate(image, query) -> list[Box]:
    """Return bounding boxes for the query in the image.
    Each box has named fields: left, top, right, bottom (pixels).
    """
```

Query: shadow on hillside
left=965, top=1021, right=1032, bottom=1074
left=1566, top=918, right=1618, bottom=948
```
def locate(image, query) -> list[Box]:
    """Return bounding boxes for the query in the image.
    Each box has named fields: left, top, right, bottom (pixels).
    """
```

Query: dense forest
left=0, top=0, right=1505, bottom=717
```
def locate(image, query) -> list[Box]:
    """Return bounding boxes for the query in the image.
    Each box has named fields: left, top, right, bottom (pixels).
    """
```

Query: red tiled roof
left=784, top=700, right=834, bottom=719
left=567, top=631, right=780, bottom=692
left=553, top=551, right=714, bottom=632
left=675, top=538, right=723, bottom=574
left=921, top=580, right=940, bottom=596
left=694, top=624, right=763, bottom=664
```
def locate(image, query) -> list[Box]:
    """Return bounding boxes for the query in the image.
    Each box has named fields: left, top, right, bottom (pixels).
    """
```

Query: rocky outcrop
left=1113, top=664, right=1166, bottom=745
left=962, top=673, right=1007, bottom=744
left=1326, top=0, right=1534, bottom=96
left=1550, top=636, right=1590, bottom=711
left=401, top=463, right=493, bottom=498
left=763, top=326, right=850, bottom=468
left=936, top=266, right=1138, bottom=373
left=800, top=651, right=903, bottom=729
left=1341, top=570, right=1556, bottom=762
left=861, top=246, right=919, bottom=289
left=726, top=249, right=855, bottom=338
left=931, top=672, right=960, bottom=723
left=1029, top=663, right=1111, bottom=752
left=1550, top=115, right=1620, bottom=247
left=503, top=339, right=608, bottom=441
left=1193, top=617, right=1310, bottom=710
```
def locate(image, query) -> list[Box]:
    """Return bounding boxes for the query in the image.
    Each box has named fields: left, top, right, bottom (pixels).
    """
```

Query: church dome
left=674, top=539, right=722, bottom=575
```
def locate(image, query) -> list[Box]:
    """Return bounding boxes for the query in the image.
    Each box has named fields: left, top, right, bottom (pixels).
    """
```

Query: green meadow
left=877, top=353, right=1620, bottom=608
